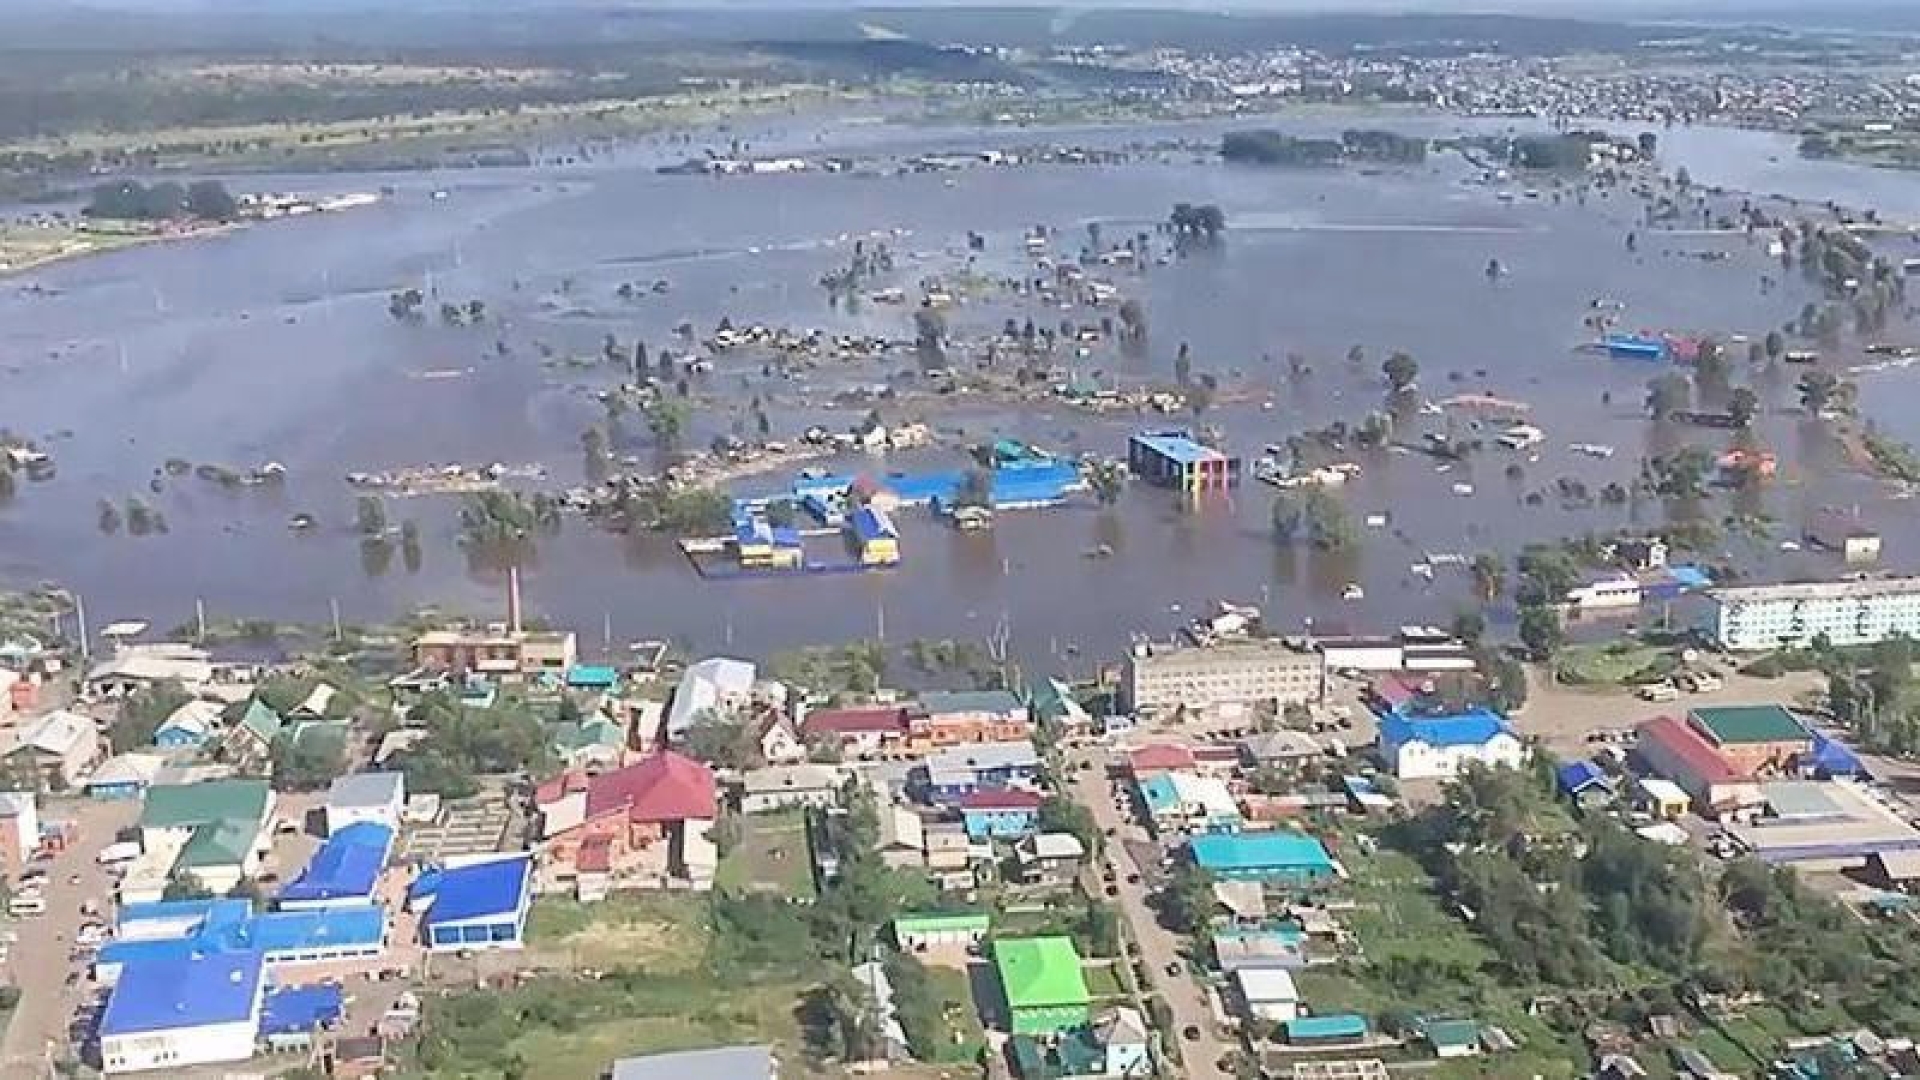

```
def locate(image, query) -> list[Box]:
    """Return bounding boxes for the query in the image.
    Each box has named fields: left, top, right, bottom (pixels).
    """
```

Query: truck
left=95, top=840, right=141, bottom=867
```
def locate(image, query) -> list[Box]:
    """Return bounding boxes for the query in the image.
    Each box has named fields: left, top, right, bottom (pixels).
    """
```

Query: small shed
left=1422, top=1018, right=1482, bottom=1059
left=1868, top=850, right=1920, bottom=891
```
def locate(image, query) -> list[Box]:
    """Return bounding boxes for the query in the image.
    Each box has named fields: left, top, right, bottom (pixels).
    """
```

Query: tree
left=1272, top=489, right=1355, bottom=551
left=184, top=180, right=238, bottom=221
left=1159, top=861, right=1215, bottom=933
left=1646, top=372, right=1690, bottom=420
left=1644, top=447, right=1713, bottom=502
left=1518, top=604, right=1565, bottom=660
left=1470, top=553, right=1505, bottom=602
left=1383, top=351, right=1419, bottom=394
left=1173, top=342, right=1192, bottom=386
left=1086, top=459, right=1125, bottom=508
left=1764, top=329, right=1785, bottom=361
left=1038, top=795, right=1104, bottom=859
left=270, top=729, right=347, bottom=793
left=955, top=468, right=993, bottom=510
left=680, top=709, right=760, bottom=770
left=1797, top=370, right=1853, bottom=415
left=646, top=397, right=691, bottom=448
left=163, top=872, right=213, bottom=902
left=1727, top=387, right=1760, bottom=427
left=1515, top=545, right=1580, bottom=606
left=355, top=495, right=388, bottom=537
left=109, top=682, right=193, bottom=753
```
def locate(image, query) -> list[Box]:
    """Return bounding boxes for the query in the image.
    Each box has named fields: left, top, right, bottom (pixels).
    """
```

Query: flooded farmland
left=1, top=112, right=1916, bottom=668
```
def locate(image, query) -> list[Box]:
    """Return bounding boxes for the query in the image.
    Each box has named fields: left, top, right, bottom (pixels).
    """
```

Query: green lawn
left=1082, top=963, right=1127, bottom=1000
left=1553, top=640, right=1676, bottom=686
left=524, top=893, right=711, bottom=973
left=714, top=811, right=817, bottom=900
left=921, top=963, right=988, bottom=1063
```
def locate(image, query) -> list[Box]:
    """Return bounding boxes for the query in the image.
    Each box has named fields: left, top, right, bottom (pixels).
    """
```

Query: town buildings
left=98, top=950, right=267, bottom=1074
left=132, top=779, right=275, bottom=898
left=1306, top=627, right=1476, bottom=674
left=996, top=936, right=1093, bottom=1035
left=324, top=771, right=406, bottom=835
left=738, top=764, right=845, bottom=814
left=920, top=741, right=1042, bottom=801
left=409, top=852, right=535, bottom=952
left=958, top=788, right=1044, bottom=840
left=5, top=708, right=100, bottom=788
left=411, top=627, right=578, bottom=678
left=894, top=911, right=990, bottom=952
left=1124, top=638, right=1324, bottom=716
left=666, top=657, right=758, bottom=739
left=1704, top=577, right=1920, bottom=651
left=798, top=705, right=910, bottom=758
left=910, top=690, right=1029, bottom=749
left=0, top=791, right=36, bottom=870
left=1188, top=831, right=1337, bottom=886
left=1377, top=708, right=1528, bottom=780
left=1014, top=832, right=1086, bottom=886
left=1235, top=967, right=1301, bottom=1023
left=1137, top=770, right=1243, bottom=835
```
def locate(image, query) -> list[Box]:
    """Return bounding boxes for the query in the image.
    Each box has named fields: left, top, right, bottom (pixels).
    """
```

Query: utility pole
left=195, top=598, right=207, bottom=643
left=74, top=593, right=90, bottom=664
left=330, top=598, right=343, bottom=642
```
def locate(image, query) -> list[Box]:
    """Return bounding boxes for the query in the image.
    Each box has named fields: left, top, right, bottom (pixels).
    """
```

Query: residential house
left=411, top=628, right=577, bottom=679
left=1210, top=881, right=1267, bottom=926
left=85, top=644, right=214, bottom=698
left=1377, top=708, right=1527, bottom=780
left=0, top=792, right=38, bottom=870
left=1189, top=831, right=1337, bottom=887
left=1556, top=760, right=1615, bottom=809
left=1126, top=744, right=1197, bottom=778
left=739, top=764, right=845, bottom=814
left=893, top=911, right=990, bottom=951
left=798, top=705, right=909, bottom=758
left=920, top=741, right=1041, bottom=802
left=547, top=716, right=627, bottom=771
left=85, top=753, right=166, bottom=800
left=290, top=684, right=337, bottom=721
left=869, top=804, right=924, bottom=869
left=996, top=936, right=1093, bottom=1036
left=1212, top=928, right=1307, bottom=973
left=1421, top=1019, right=1482, bottom=1059
left=1239, top=730, right=1323, bottom=769
left=1137, top=770, right=1242, bottom=836
left=1014, top=832, right=1086, bottom=887
left=1234, top=967, right=1300, bottom=1023
left=666, top=657, right=757, bottom=740
left=1091, top=1006, right=1150, bottom=1077
left=908, top=690, right=1029, bottom=750
left=6, top=709, right=100, bottom=789
left=137, top=779, right=275, bottom=895
left=154, top=699, right=224, bottom=750
left=221, top=699, right=284, bottom=772
left=959, top=788, right=1044, bottom=840
left=924, top=821, right=971, bottom=874
left=535, top=752, right=718, bottom=894
left=324, top=772, right=405, bottom=836
left=1027, top=677, right=1091, bottom=733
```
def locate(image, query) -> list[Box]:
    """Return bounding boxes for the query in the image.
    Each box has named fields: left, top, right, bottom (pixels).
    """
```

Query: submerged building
left=1128, top=430, right=1240, bottom=492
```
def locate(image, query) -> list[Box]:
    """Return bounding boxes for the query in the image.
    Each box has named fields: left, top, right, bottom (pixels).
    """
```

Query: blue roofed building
left=279, top=822, right=392, bottom=909
left=1378, top=707, right=1528, bottom=780
left=409, top=852, right=534, bottom=952
left=98, top=949, right=267, bottom=1074
left=566, top=665, right=619, bottom=691
left=849, top=505, right=901, bottom=566
left=97, top=902, right=386, bottom=984
left=260, top=984, right=345, bottom=1038
left=1557, top=760, right=1615, bottom=807
left=1189, top=831, right=1338, bottom=886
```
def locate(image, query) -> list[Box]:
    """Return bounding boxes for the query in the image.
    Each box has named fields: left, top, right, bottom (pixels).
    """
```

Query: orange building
left=906, top=690, right=1030, bottom=751
left=535, top=752, right=718, bottom=895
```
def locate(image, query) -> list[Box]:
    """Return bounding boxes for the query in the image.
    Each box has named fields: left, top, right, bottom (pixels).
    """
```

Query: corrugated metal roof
left=99, top=949, right=264, bottom=1035
left=412, top=853, right=531, bottom=927
left=279, top=822, right=392, bottom=904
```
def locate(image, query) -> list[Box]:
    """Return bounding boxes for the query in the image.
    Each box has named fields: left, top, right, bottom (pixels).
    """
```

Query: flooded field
left=1, top=113, right=1916, bottom=667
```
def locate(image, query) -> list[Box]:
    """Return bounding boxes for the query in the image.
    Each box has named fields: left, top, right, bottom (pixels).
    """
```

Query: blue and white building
left=1705, top=577, right=1920, bottom=651
left=98, top=949, right=267, bottom=1074
left=97, top=900, right=387, bottom=984
left=278, top=822, right=392, bottom=910
left=1377, top=708, right=1527, bottom=780
left=409, top=852, right=534, bottom=952
left=918, top=741, right=1041, bottom=802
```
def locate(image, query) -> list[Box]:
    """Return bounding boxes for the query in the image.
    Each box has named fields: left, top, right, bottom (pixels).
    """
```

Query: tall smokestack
left=506, top=565, right=523, bottom=635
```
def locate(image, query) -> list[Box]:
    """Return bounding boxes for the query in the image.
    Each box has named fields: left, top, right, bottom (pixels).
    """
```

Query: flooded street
left=1, top=113, right=1916, bottom=667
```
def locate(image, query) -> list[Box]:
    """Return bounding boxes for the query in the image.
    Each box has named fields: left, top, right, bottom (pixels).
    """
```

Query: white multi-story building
left=1705, top=577, right=1920, bottom=651
left=1124, top=639, right=1324, bottom=715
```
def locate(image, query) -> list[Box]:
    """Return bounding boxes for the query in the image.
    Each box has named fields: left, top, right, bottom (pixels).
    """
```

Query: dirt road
left=1063, top=745, right=1230, bottom=1080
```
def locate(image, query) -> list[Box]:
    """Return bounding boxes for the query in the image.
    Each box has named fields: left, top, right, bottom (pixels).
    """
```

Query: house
left=547, top=716, right=627, bottom=771
left=924, top=822, right=971, bottom=873
left=1636, top=777, right=1692, bottom=820
left=1556, top=760, right=1614, bottom=808
left=739, top=764, right=845, bottom=814
left=1377, top=708, right=1527, bottom=780
left=798, top=705, right=909, bottom=758
left=849, top=960, right=909, bottom=1060
left=409, top=852, right=534, bottom=952
left=909, top=690, right=1029, bottom=750
left=138, top=779, right=276, bottom=895
left=278, top=823, right=392, bottom=909
left=1091, top=1006, right=1151, bottom=1077
left=1027, top=676, right=1091, bottom=733
left=1421, top=1018, right=1482, bottom=1059
left=1210, top=880, right=1267, bottom=926
left=535, top=752, right=718, bottom=893
left=1189, top=831, right=1337, bottom=886
left=221, top=699, right=284, bottom=771
left=0, top=792, right=38, bottom=870
left=877, top=804, right=926, bottom=869
left=1234, top=967, right=1299, bottom=1023
left=1283, top=1014, right=1368, bottom=1046
left=290, top=683, right=338, bottom=721
left=1212, top=928, right=1306, bottom=972
left=1138, top=770, right=1243, bottom=836
left=755, top=713, right=807, bottom=766
left=325, top=772, right=406, bottom=835
left=920, top=740, right=1041, bottom=801
left=1239, top=730, right=1322, bottom=769
left=959, top=788, right=1044, bottom=840
left=608, top=1046, right=777, bottom=1080
left=1869, top=850, right=1920, bottom=890
left=1014, top=832, right=1086, bottom=886
left=98, top=949, right=267, bottom=1074
left=86, top=645, right=214, bottom=698
left=666, top=657, right=757, bottom=740
left=154, top=699, right=224, bottom=750
left=1126, top=743, right=1197, bottom=777
left=996, top=936, right=1093, bottom=1035
left=85, top=753, right=166, bottom=800
left=893, top=911, right=990, bottom=951
left=849, top=505, right=901, bottom=566
left=411, top=627, right=577, bottom=679
left=6, top=709, right=100, bottom=789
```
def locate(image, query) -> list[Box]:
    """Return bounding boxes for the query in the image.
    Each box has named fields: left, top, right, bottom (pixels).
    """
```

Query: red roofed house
left=535, top=751, right=719, bottom=896
left=1127, top=744, right=1196, bottom=777
left=800, top=706, right=910, bottom=758
left=1633, top=716, right=1759, bottom=814
left=958, top=787, right=1044, bottom=840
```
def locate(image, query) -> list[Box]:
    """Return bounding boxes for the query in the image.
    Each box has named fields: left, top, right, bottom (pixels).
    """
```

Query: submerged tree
left=458, top=490, right=561, bottom=570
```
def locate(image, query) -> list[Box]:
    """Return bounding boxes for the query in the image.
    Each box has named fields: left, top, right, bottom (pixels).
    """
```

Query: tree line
left=85, top=178, right=237, bottom=221
left=1222, top=128, right=1428, bottom=166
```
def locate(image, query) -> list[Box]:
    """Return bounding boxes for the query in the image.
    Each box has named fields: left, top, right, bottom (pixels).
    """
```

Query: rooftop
left=919, top=689, right=1024, bottom=717
left=1710, top=576, right=1920, bottom=603
left=1234, top=966, right=1299, bottom=1003
left=327, top=771, right=405, bottom=810
left=411, top=853, right=532, bottom=927
left=1132, top=430, right=1228, bottom=465
left=140, top=778, right=271, bottom=832
left=1637, top=716, right=1742, bottom=785
left=1380, top=707, right=1512, bottom=750
left=99, top=949, right=264, bottom=1036
left=800, top=705, right=909, bottom=736
left=1190, top=831, right=1335, bottom=874
left=895, top=911, right=991, bottom=935
left=923, top=740, right=1040, bottom=776
left=959, top=788, right=1044, bottom=812
left=279, top=822, right=392, bottom=904
left=995, top=936, right=1091, bottom=1011
left=14, top=709, right=94, bottom=756
left=609, top=1046, right=775, bottom=1080
left=581, top=752, right=717, bottom=823
left=1127, top=743, right=1197, bottom=773
left=1689, top=704, right=1809, bottom=746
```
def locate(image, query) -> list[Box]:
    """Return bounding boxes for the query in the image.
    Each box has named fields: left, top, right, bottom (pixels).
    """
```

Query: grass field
left=524, top=893, right=712, bottom=972
left=1553, top=639, right=1677, bottom=687
left=714, top=810, right=817, bottom=900
left=1082, top=962, right=1127, bottom=1000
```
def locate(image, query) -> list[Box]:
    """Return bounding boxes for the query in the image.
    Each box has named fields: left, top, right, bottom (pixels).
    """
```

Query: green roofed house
left=995, top=936, right=1092, bottom=1035
left=138, top=779, right=275, bottom=896
left=221, top=698, right=284, bottom=771
left=1421, top=1018, right=1482, bottom=1059
left=894, top=911, right=991, bottom=951
left=1685, top=704, right=1811, bottom=773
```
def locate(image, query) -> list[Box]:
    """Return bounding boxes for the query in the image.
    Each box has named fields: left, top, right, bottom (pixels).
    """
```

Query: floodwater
left=1, top=112, right=1916, bottom=670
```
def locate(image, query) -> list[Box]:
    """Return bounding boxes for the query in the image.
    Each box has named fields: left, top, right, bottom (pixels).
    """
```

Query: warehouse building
left=98, top=949, right=267, bottom=1074
left=1124, top=638, right=1324, bottom=716
left=1704, top=576, right=1920, bottom=651
left=1684, top=705, right=1812, bottom=774
left=409, top=851, right=533, bottom=952
left=97, top=900, right=387, bottom=984
left=277, top=822, right=393, bottom=910
left=1632, top=716, right=1761, bottom=813
left=1188, top=831, right=1337, bottom=886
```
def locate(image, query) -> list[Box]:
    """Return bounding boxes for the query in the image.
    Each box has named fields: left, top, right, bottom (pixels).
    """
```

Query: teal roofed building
left=220, top=698, right=284, bottom=769
left=1189, top=831, right=1337, bottom=885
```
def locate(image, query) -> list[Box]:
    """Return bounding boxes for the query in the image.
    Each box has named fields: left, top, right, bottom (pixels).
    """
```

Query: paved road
left=1064, top=746, right=1230, bottom=1080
